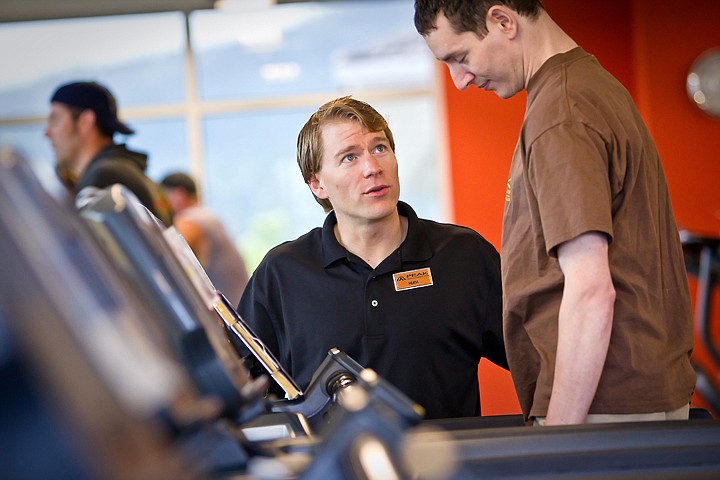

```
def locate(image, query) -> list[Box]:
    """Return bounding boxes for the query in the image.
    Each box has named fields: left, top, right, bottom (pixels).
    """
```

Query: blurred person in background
left=45, top=80, right=172, bottom=226
left=161, top=172, right=249, bottom=305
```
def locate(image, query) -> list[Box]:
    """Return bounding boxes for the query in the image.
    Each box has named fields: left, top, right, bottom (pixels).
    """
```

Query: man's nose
left=450, top=65, right=473, bottom=91
left=362, top=152, right=382, bottom=176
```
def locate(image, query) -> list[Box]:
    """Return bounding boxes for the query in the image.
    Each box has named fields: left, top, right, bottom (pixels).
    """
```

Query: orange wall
left=440, top=0, right=720, bottom=415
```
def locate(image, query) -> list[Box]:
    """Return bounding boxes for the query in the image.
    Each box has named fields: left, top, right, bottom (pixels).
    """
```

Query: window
left=191, top=2, right=434, bottom=100
left=0, top=1, right=445, bottom=272
left=0, top=11, right=187, bottom=175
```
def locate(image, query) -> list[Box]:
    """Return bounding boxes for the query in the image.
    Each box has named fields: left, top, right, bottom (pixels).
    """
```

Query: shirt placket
left=364, top=273, right=385, bottom=337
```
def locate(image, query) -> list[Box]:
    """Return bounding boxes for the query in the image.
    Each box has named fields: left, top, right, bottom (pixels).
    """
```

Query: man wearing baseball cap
left=45, top=80, right=172, bottom=226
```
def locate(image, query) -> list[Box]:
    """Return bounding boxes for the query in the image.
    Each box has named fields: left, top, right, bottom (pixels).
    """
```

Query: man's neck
left=521, top=10, right=578, bottom=85
left=335, top=210, right=408, bottom=269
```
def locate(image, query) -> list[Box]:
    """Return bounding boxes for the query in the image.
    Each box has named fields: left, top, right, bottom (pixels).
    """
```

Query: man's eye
left=374, top=145, right=386, bottom=153
left=342, top=154, right=355, bottom=163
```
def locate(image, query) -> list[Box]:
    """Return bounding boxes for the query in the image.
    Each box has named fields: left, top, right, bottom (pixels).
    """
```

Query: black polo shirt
left=237, top=201, right=506, bottom=419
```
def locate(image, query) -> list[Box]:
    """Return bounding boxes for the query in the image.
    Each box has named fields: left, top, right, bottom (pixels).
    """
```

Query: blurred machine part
left=681, top=229, right=720, bottom=416
left=77, top=184, right=260, bottom=417
left=0, top=147, right=205, bottom=479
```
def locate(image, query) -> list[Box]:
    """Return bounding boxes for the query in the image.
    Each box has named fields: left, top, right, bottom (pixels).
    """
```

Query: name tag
left=393, top=267, right=433, bottom=291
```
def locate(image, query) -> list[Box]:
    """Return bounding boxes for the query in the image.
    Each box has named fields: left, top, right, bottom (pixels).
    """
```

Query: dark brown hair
left=414, top=0, right=544, bottom=37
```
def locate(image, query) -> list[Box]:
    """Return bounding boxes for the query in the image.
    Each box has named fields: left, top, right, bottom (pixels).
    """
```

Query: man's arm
left=544, top=231, right=615, bottom=425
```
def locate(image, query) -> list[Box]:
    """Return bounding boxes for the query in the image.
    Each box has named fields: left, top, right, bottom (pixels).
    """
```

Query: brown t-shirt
left=502, top=47, right=695, bottom=420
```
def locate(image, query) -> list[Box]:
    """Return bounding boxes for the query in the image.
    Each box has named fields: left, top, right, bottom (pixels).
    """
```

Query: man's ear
left=76, top=109, right=97, bottom=134
left=487, top=5, right=518, bottom=38
left=308, top=173, right=328, bottom=200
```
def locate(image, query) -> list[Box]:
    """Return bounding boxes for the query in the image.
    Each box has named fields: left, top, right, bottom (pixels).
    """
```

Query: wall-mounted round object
left=687, top=48, right=720, bottom=118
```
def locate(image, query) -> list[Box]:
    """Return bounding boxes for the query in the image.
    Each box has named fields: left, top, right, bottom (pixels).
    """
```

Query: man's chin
left=475, top=83, right=520, bottom=100
left=494, top=87, right=521, bottom=100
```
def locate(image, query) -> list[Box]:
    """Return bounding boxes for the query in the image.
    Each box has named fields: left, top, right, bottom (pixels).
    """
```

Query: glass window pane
left=201, top=96, right=442, bottom=271
left=0, top=123, right=52, bottom=168
left=202, top=106, right=322, bottom=269
left=0, top=122, right=74, bottom=198
left=191, top=0, right=434, bottom=101
left=0, top=12, right=187, bottom=118
left=124, top=118, right=191, bottom=181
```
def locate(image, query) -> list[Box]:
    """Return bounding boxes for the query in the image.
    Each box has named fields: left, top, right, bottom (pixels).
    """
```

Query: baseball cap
left=50, top=81, right=134, bottom=135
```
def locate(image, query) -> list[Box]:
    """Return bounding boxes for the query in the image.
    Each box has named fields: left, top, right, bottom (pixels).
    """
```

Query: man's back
left=77, top=144, right=173, bottom=226
left=175, top=205, right=249, bottom=306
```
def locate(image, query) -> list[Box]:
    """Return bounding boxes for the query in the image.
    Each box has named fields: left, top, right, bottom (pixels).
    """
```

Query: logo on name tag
left=393, top=267, right=433, bottom=291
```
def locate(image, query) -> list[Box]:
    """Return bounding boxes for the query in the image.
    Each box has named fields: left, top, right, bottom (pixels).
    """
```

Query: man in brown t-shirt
left=415, top=0, right=695, bottom=425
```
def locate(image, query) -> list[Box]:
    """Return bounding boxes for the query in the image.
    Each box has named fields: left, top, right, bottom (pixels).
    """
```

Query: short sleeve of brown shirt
left=528, top=121, right=614, bottom=254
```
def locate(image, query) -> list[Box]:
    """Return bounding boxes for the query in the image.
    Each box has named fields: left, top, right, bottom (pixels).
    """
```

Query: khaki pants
left=533, top=404, right=689, bottom=426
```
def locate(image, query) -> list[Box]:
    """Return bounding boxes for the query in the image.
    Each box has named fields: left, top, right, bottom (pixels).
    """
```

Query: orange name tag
left=393, top=267, right=433, bottom=291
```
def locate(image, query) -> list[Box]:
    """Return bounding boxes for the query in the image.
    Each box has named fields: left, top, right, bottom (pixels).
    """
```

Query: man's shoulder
left=85, top=150, right=143, bottom=178
left=417, top=217, right=499, bottom=257
left=419, top=216, right=491, bottom=242
left=90, top=144, right=147, bottom=172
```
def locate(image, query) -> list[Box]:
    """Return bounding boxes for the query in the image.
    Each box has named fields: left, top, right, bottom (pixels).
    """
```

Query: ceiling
left=0, top=0, right=333, bottom=23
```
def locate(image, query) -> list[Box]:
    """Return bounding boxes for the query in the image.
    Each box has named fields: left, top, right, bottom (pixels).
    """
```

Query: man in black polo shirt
left=238, top=96, right=507, bottom=419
